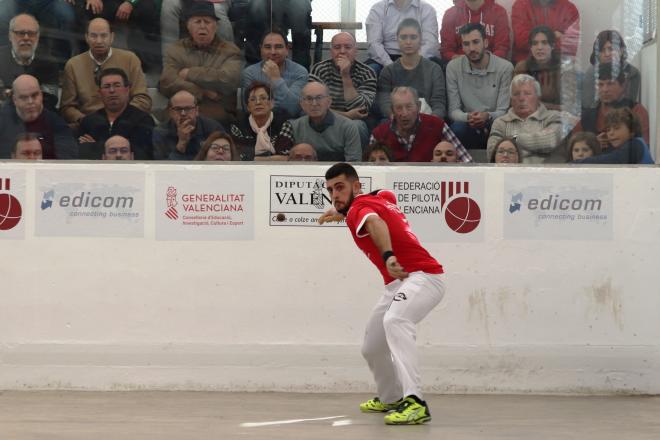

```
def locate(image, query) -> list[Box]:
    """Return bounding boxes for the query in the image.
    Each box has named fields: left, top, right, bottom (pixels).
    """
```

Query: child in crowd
left=489, top=137, right=521, bottom=164
left=575, top=108, right=654, bottom=164
left=567, top=132, right=600, bottom=161
left=364, top=143, right=392, bottom=164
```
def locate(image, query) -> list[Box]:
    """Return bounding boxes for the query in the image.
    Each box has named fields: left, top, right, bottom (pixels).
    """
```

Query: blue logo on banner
left=509, top=192, right=522, bottom=213
left=41, top=190, right=54, bottom=210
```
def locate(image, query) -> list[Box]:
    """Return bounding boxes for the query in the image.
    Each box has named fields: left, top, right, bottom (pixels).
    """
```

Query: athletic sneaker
left=359, top=397, right=403, bottom=413
left=383, top=396, right=431, bottom=425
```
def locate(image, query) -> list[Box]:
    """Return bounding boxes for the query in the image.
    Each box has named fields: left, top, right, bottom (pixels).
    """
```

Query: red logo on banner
left=0, top=178, right=22, bottom=231
left=440, top=181, right=481, bottom=234
left=165, top=186, right=178, bottom=220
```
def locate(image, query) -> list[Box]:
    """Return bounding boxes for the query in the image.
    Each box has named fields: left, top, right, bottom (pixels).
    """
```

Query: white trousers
left=361, top=271, right=445, bottom=403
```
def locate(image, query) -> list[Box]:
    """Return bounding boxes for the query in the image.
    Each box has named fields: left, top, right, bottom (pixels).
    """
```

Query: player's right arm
left=363, top=215, right=409, bottom=280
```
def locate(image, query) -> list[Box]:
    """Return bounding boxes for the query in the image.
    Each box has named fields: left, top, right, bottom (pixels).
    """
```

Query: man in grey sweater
left=446, top=23, right=513, bottom=149
left=278, top=82, right=362, bottom=162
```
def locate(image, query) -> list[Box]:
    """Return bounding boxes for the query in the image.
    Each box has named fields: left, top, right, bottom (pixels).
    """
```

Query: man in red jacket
left=511, top=0, right=580, bottom=63
left=440, top=0, right=511, bottom=62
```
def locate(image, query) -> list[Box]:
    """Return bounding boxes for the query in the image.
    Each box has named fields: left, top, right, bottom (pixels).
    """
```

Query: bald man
left=103, top=135, right=134, bottom=160
left=60, top=18, right=150, bottom=125
left=288, top=143, right=317, bottom=161
left=0, top=74, right=77, bottom=159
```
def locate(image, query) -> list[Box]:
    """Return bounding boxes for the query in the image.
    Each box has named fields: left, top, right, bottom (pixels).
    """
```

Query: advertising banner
left=504, top=173, right=613, bottom=240
left=269, top=175, right=372, bottom=227
left=36, top=170, right=144, bottom=237
left=0, top=170, right=26, bottom=239
left=155, top=170, right=254, bottom=240
left=386, top=172, right=485, bottom=242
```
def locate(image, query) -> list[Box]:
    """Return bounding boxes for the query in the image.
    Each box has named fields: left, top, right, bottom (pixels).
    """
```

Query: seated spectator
left=511, top=0, right=580, bottom=63
left=566, top=132, right=600, bottom=162
left=0, top=0, right=74, bottom=67
left=160, top=1, right=241, bottom=127
left=76, top=0, right=160, bottom=72
left=243, top=0, right=312, bottom=69
left=229, top=82, right=291, bottom=161
left=489, top=137, right=522, bottom=163
left=241, top=31, right=308, bottom=117
left=194, top=131, right=239, bottom=161
left=365, top=0, right=438, bottom=74
left=77, top=68, right=155, bottom=160
left=371, top=86, right=472, bottom=162
left=309, top=32, right=377, bottom=145
left=440, top=0, right=510, bottom=63
left=161, top=0, right=234, bottom=66
left=582, top=30, right=641, bottom=109
left=446, top=23, right=512, bottom=149
left=573, top=63, right=650, bottom=146
left=287, top=143, right=317, bottom=161
left=11, top=132, right=43, bottom=160
left=278, top=82, right=361, bottom=162
left=576, top=108, right=653, bottom=164
left=60, top=18, right=151, bottom=125
left=153, top=90, right=225, bottom=160
left=102, top=135, right=133, bottom=160
left=514, top=26, right=579, bottom=115
left=487, top=74, right=575, bottom=163
left=431, top=141, right=458, bottom=163
left=0, top=14, right=59, bottom=111
left=377, top=18, right=446, bottom=119
left=0, top=75, right=77, bottom=159
left=364, top=142, right=392, bottom=163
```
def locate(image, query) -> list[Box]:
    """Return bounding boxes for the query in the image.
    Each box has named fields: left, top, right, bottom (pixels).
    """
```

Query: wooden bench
left=312, top=22, right=363, bottom=64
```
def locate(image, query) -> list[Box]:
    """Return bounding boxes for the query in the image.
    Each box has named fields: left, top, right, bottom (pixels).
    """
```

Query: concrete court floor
left=1, top=391, right=659, bottom=440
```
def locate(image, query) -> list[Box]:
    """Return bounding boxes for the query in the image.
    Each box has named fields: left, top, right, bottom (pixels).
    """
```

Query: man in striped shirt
left=309, top=32, right=377, bottom=145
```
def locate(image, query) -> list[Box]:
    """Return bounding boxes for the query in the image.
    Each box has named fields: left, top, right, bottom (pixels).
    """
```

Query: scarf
left=249, top=112, right=275, bottom=156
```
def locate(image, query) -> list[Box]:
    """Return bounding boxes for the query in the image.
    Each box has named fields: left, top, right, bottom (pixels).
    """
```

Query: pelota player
left=320, top=162, right=445, bottom=425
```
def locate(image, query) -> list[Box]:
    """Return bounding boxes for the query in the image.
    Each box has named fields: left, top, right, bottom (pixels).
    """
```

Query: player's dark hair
left=325, top=162, right=358, bottom=181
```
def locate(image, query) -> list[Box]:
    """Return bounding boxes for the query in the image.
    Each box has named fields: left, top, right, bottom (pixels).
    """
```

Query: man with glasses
left=0, top=75, right=77, bottom=159
left=153, top=90, right=226, bottom=160
left=241, top=30, right=308, bottom=117
left=309, top=32, right=377, bottom=146
left=102, top=135, right=134, bottom=160
left=0, top=0, right=74, bottom=67
left=287, top=143, right=317, bottom=161
left=77, top=68, right=154, bottom=160
left=160, top=1, right=241, bottom=127
left=279, top=81, right=361, bottom=162
left=61, top=18, right=151, bottom=126
left=0, top=14, right=60, bottom=111
left=487, top=74, right=573, bottom=164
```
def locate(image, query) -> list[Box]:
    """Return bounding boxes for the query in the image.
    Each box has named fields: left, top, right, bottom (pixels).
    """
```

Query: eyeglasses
left=100, top=82, right=126, bottom=91
left=171, top=106, right=197, bottom=114
left=209, top=143, right=231, bottom=153
left=12, top=30, right=38, bottom=38
left=496, top=149, right=518, bottom=156
left=302, top=95, right=328, bottom=104
left=248, top=96, right=271, bottom=103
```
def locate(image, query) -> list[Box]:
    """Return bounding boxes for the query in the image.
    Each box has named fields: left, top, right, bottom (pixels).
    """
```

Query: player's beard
left=336, top=192, right=355, bottom=216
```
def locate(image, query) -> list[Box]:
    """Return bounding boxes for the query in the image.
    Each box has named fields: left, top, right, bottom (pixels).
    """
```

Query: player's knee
left=383, top=313, right=412, bottom=335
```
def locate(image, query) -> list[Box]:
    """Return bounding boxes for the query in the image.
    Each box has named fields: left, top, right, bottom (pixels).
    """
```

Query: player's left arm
left=363, top=215, right=409, bottom=280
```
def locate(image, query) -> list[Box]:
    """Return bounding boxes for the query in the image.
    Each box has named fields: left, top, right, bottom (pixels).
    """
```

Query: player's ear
left=352, top=179, right=361, bottom=194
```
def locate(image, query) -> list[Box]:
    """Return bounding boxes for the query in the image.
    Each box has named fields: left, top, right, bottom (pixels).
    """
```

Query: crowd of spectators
left=0, top=0, right=654, bottom=165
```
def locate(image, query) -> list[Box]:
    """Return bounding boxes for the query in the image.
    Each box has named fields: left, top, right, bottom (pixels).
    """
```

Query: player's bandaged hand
left=385, top=256, right=409, bottom=280
left=318, top=207, right=345, bottom=224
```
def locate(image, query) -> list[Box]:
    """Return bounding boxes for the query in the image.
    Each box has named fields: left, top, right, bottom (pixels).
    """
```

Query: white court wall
left=0, top=162, right=659, bottom=395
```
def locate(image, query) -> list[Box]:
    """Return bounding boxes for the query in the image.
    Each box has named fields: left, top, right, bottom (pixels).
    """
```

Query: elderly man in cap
left=160, top=1, right=241, bottom=127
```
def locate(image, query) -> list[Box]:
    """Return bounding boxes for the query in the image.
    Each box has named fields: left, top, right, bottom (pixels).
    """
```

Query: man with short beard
left=102, top=135, right=134, bottom=160
left=0, top=14, right=59, bottom=110
left=0, top=75, right=77, bottom=159
left=446, top=22, right=512, bottom=149
left=77, top=68, right=155, bottom=160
